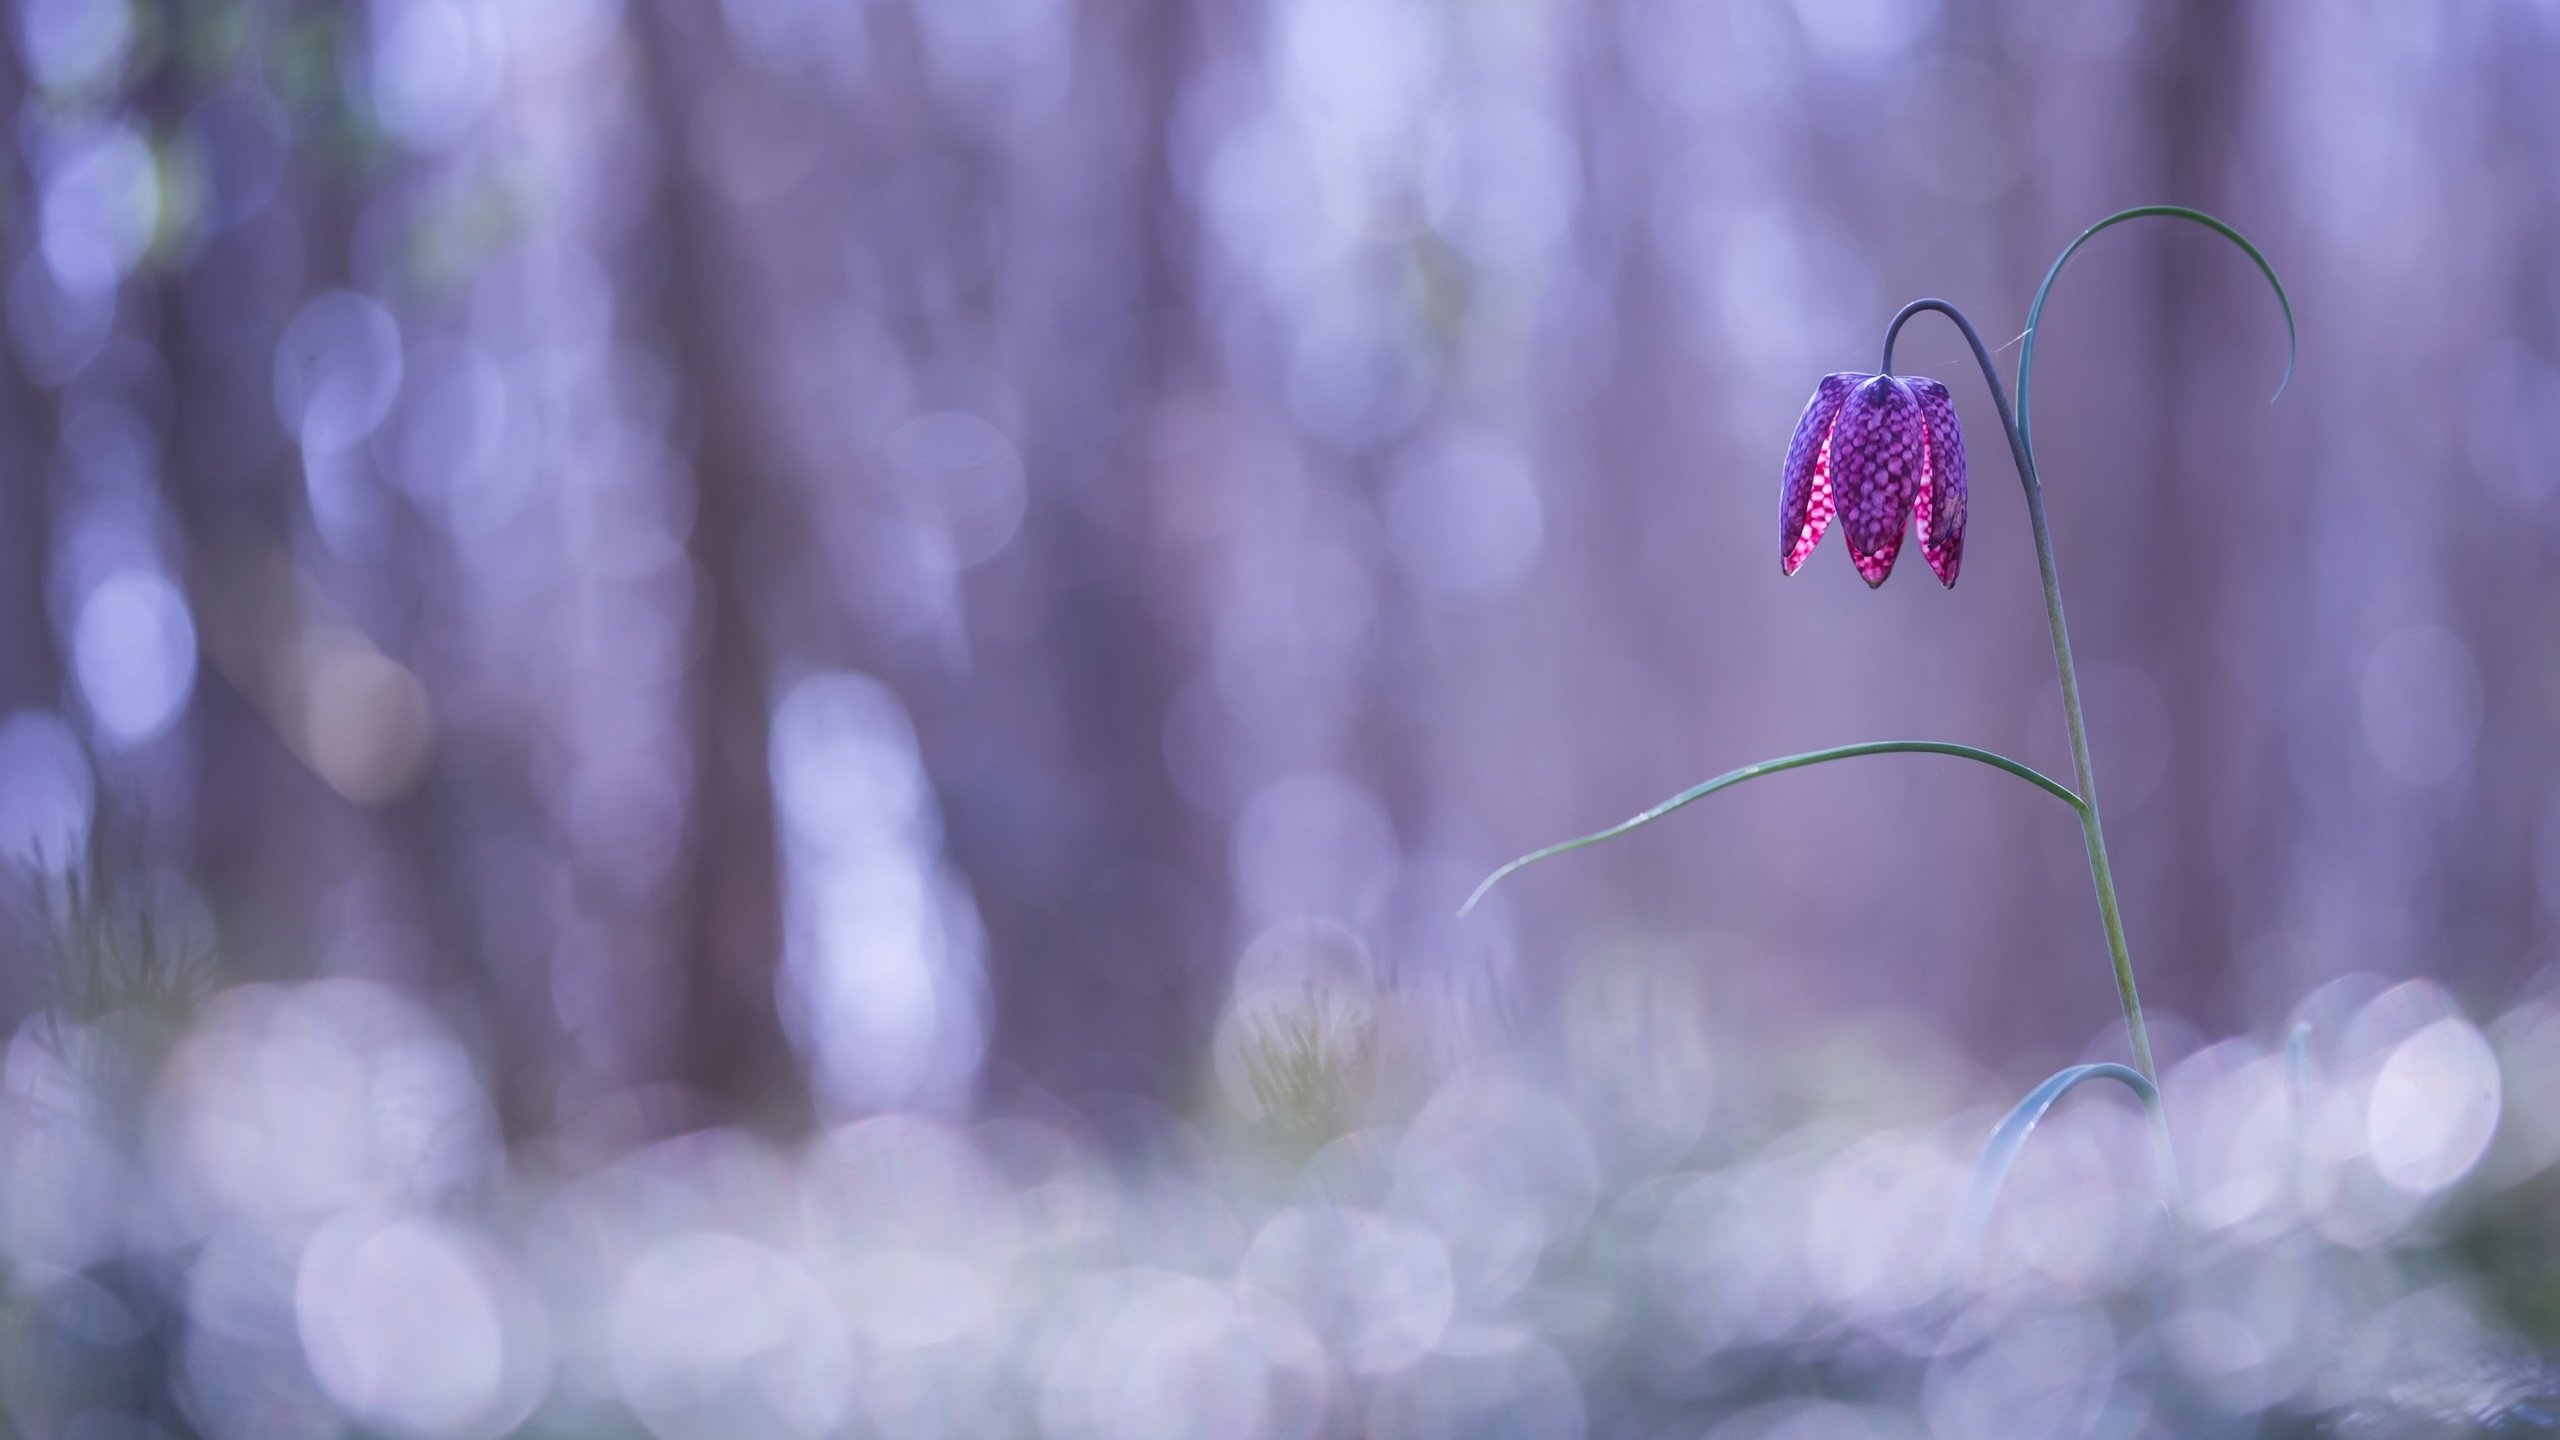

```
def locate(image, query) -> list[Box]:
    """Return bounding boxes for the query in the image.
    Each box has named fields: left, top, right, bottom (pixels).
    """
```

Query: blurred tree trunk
left=147, top=0, right=374, bottom=989
left=2143, top=0, right=2252, bottom=1019
left=0, top=47, right=63, bottom=1027
left=938, top=0, right=1227, bottom=1110
left=145, top=8, right=486, bottom=1068
left=633, top=0, right=806, bottom=1121
left=0, top=50, right=59, bottom=720
left=0, top=375, right=56, bottom=714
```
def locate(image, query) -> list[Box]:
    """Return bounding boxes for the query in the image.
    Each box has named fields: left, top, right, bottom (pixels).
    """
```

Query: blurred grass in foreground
left=1, top=860, right=2556, bottom=1438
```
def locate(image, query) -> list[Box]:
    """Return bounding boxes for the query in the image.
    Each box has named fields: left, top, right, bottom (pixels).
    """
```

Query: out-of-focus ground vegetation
left=4, top=861, right=2559, bottom=1435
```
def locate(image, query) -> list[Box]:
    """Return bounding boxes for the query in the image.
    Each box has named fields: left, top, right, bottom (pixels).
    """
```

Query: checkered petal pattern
left=1776, top=371, right=1969, bottom=590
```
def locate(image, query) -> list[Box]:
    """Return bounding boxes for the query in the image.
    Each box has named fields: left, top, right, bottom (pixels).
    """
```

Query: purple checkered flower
left=1780, top=372, right=1968, bottom=588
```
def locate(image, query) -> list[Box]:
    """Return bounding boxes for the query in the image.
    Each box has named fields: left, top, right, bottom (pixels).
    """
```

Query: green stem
left=1882, top=300, right=2158, bottom=1084
left=2036, top=480, right=2160, bottom=1084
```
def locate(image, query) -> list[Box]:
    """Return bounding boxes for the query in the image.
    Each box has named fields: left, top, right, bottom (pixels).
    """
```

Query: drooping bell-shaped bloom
left=1780, top=372, right=1968, bottom=588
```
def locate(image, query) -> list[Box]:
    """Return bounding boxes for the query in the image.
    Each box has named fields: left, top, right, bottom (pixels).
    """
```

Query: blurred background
left=1, top=0, right=2555, bottom=1134
left=14, top=2, right=2560, bottom=1437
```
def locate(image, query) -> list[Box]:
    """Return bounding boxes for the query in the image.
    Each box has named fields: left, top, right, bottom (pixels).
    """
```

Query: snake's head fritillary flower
left=1780, top=372, right=1968, bottom=588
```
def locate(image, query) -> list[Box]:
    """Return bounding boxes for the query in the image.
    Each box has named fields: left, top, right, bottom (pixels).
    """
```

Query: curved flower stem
left=1882, top=298, right=2159, bottom=1085
left=2016, top=206, right=2295, bottom=478
left=1457, top=740, right=2083, bottom=920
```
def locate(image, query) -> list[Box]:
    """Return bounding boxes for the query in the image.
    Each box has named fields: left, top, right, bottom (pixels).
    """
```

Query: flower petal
left=1780, top=373, right=1859, bottom=575
left=1909, top=377, right=1967, bottom=588
left=1847, top=526, right=1904, bottom=586
left=1828, top=375, right=1926, bottom=587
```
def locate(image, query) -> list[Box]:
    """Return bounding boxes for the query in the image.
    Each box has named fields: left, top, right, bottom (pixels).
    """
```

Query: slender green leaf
left=1457, top=741, right=2083, bottom=919
left=1950, top=1062, right=2168, bottom=1283
left=2015, top=206, right=2296, bottom=473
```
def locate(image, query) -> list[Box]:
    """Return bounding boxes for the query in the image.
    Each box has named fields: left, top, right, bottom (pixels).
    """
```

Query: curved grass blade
left=1949, top=1061, right=2171, bottom=1284
left=2015, top=205, right=2296, bottom=473
left=1457, top=741, right=2083, bottom=919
